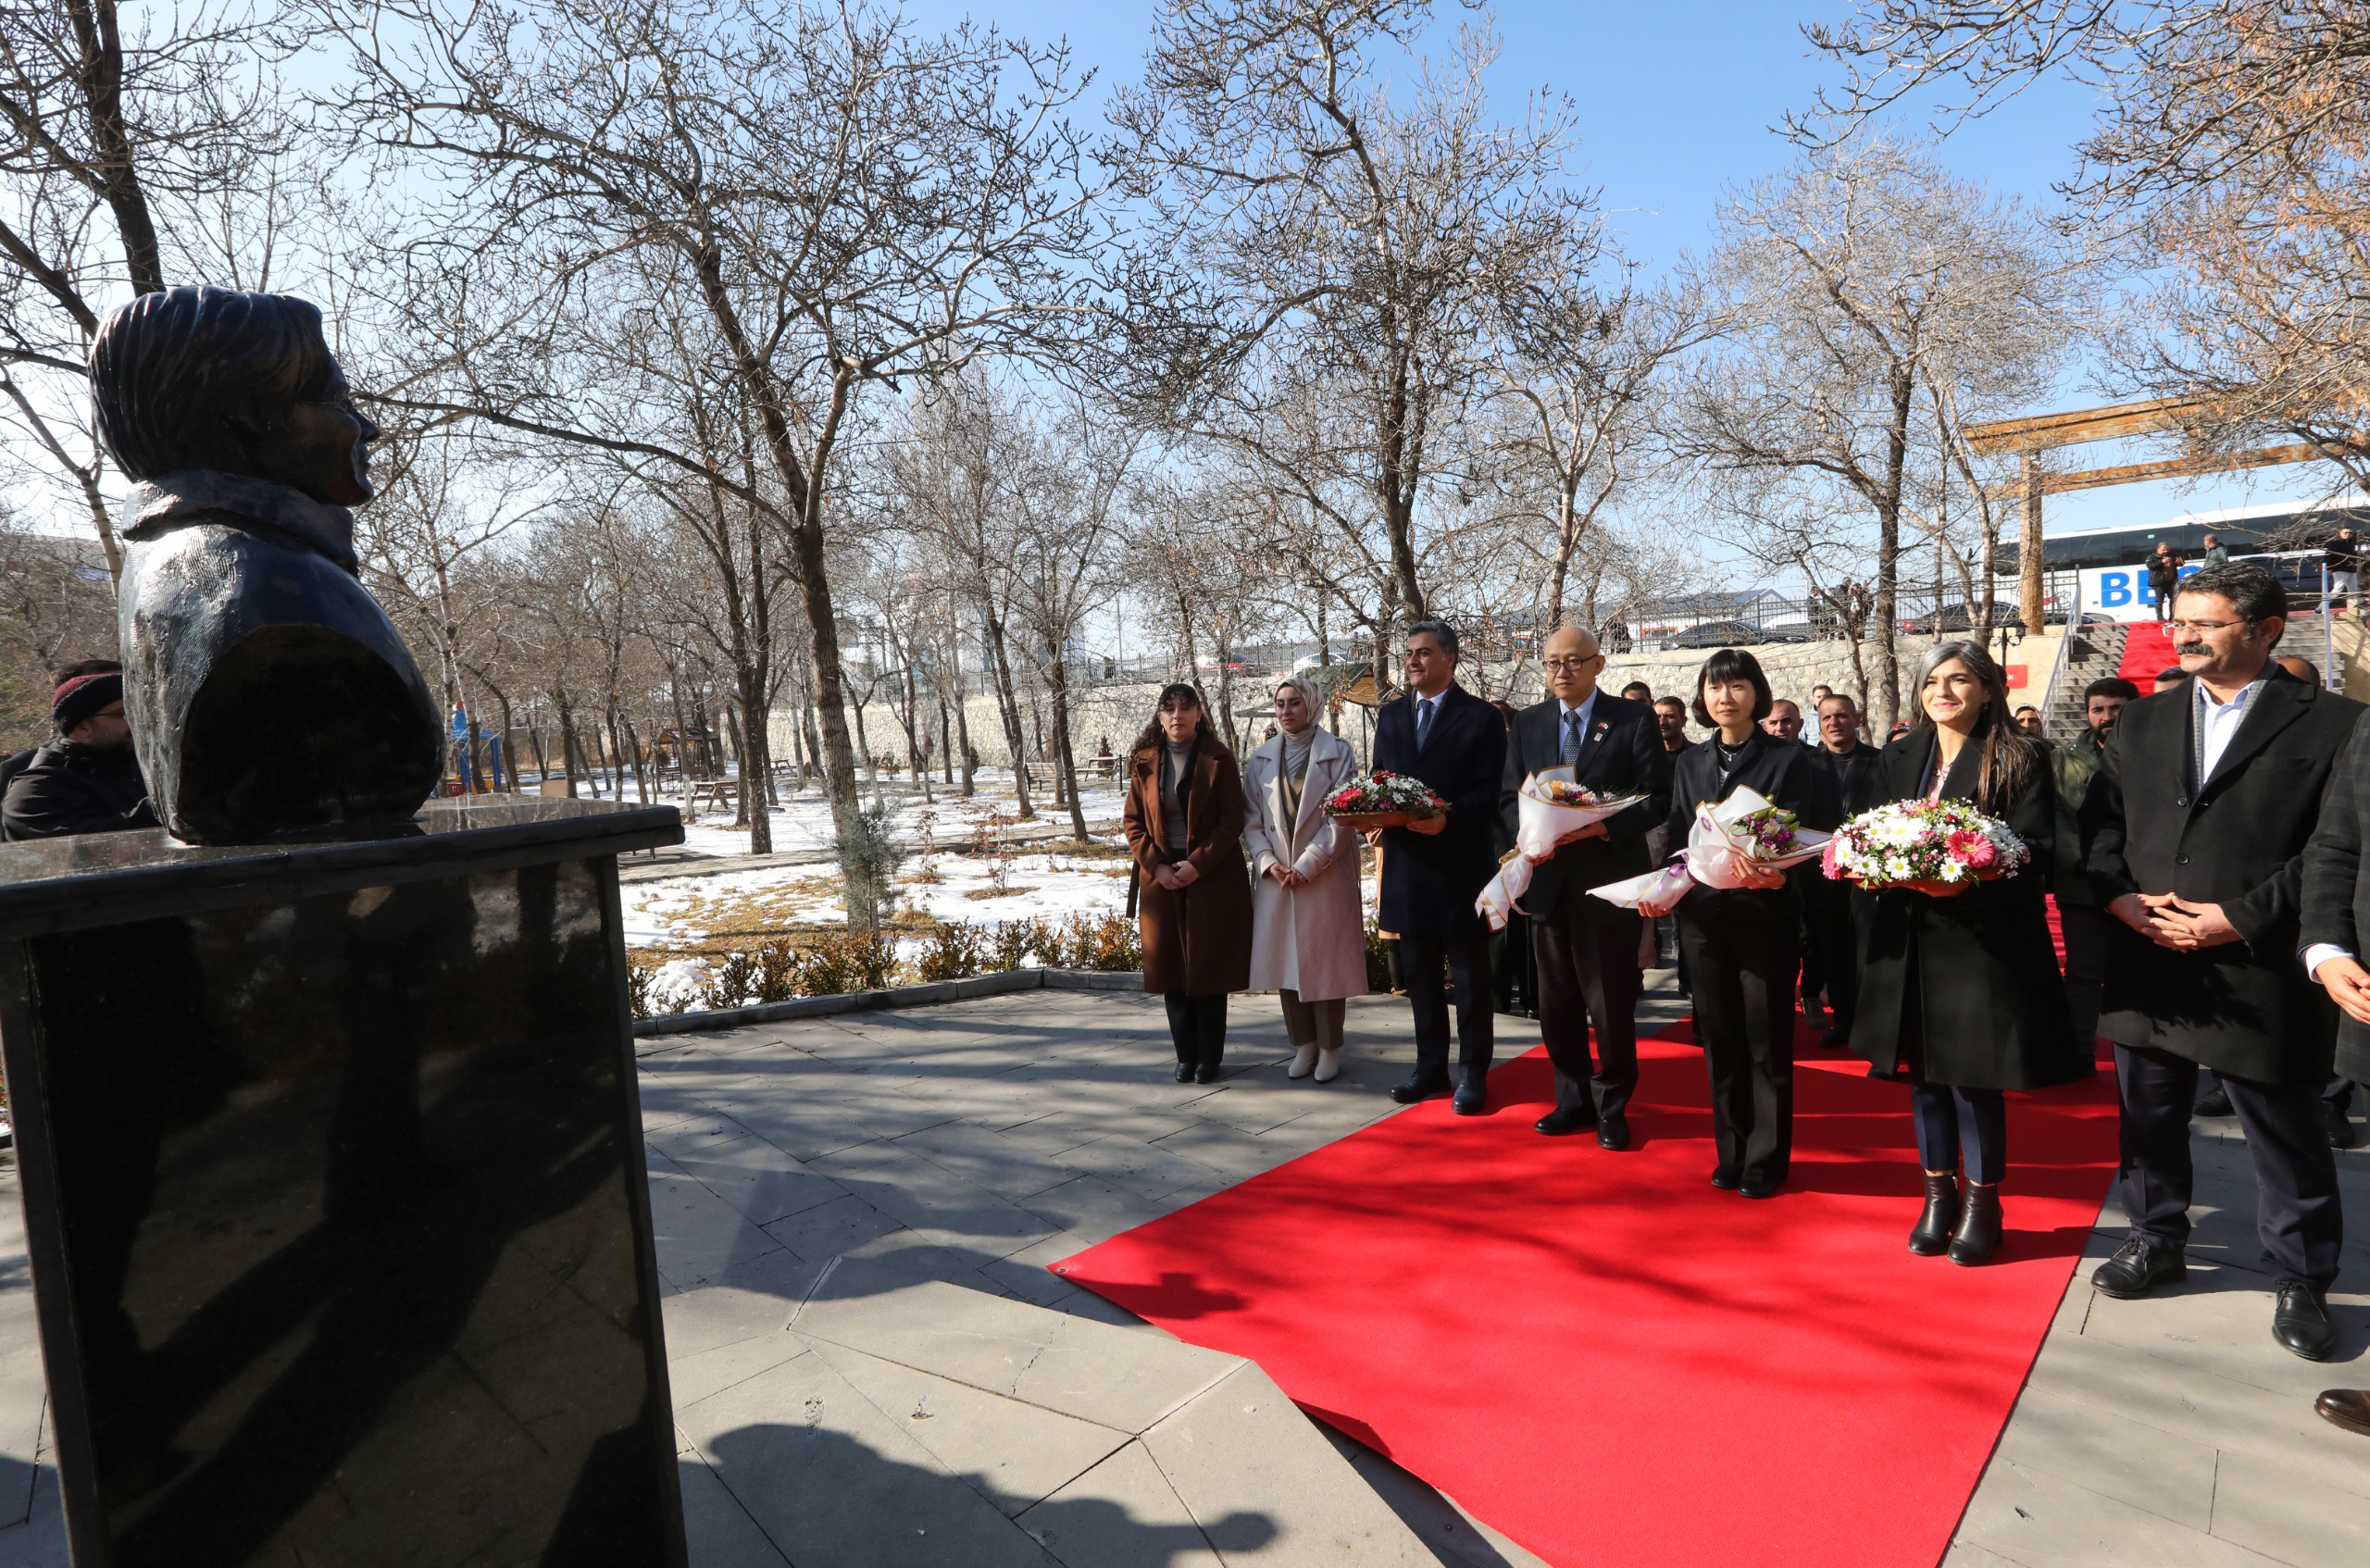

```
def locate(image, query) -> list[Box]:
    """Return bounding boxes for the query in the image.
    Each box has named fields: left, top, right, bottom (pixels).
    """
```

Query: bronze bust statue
left=92, top=286, right=442, bottom=843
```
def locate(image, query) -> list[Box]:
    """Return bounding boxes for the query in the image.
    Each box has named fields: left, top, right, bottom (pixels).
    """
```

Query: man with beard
left=2, top=661, right=159, bottom=840
left=2084, top=562, right=2362, bottom=1360
left=2053, top=678, right=2138, bottom=1039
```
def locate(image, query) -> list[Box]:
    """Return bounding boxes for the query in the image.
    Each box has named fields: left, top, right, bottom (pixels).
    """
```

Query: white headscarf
left=1274, top=673, right=1326, bottom=778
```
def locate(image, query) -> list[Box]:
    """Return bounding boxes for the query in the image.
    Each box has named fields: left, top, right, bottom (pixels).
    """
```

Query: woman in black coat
left=1846, top=640, right=2087, bottom=1264
left=1641, top=649, right=1840, bottom=1198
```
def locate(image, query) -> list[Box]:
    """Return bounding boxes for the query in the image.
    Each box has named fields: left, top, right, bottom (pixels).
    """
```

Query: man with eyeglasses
left=1499, top=626, right=1672, bottom=1145
left=2083, top=560, right=2364, bottom=1361
left=1, top=661, right=158, bottom=841
left=1802, top=693, right=1877, bottom=1044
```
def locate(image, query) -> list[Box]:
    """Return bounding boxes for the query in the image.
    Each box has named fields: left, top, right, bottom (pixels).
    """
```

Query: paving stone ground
left=0, top=977, right=2364, bottom=1565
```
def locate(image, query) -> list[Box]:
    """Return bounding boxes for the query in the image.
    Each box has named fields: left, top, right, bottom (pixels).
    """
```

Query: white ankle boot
left=1288, top=1044, right=1317, bottom=1078
left=1313, top=1047, right=1341, bottom=1083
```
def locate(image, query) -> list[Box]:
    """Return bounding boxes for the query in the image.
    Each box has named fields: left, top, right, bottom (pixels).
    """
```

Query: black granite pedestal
left=0, top=799, right=687, bottom=1568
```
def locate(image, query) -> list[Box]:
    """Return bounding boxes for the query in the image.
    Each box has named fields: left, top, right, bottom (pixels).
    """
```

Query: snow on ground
left=618, top=772, right=1134, bottom=950
left=573, top=768, right=1128, bottom=861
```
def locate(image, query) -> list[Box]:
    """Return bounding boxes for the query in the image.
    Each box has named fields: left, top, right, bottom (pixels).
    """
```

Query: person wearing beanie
left=1, top=660, right=160, bottom=840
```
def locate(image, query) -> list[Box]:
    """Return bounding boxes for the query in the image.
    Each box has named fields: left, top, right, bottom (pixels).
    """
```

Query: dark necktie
left=1562, top=709, right=1583, bottom=765
left=1416, top=697, right=1435, bottom=750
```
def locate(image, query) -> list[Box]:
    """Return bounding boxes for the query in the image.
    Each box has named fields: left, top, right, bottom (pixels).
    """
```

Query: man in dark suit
left=1801, top=691, right=1877, bottom=1046
left=2300, top=711, right=2370, bottom=1433
left=2084, top=560, right=2363, bottom=1361
left=1499, top=626, right=1673, bottom=1146
left=1373, top=619, right=1506, bottom=1114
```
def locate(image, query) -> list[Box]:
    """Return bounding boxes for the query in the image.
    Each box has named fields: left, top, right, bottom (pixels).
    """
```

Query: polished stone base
left=0, top=800, right=685, bottom=1568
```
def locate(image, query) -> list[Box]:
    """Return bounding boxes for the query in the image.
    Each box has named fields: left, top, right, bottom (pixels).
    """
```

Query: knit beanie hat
left=52, top=670, right=124, bottom=734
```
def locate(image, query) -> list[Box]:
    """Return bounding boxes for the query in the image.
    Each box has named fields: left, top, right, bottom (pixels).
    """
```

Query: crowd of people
left=6, top=557, right=2363, bottom=1440
left=1120, top=558, right=2366, bottom=1440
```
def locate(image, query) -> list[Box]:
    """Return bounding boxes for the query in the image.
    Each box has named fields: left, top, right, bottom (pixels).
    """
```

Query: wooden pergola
left=1965, top=395, right=2351, bottom=631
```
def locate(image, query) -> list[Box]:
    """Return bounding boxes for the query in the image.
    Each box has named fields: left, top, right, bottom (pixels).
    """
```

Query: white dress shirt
left=2195, top=675, right=2265, bottom=785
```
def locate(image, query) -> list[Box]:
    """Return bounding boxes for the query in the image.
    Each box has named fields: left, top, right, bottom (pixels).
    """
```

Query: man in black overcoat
left=2301, top=716, right=2370, bottom=1432
left=2083, top=560, right=2363, bottom=1361
left=1374, top=620, right=1506, bottom=1114
left=1499, top=626, right=1672, bottom=1146
left=1803, top=692, right=1879, bottom=1047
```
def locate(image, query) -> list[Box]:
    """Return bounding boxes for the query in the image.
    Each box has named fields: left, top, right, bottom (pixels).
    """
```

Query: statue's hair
left=89, top=285, right=339, bottom=480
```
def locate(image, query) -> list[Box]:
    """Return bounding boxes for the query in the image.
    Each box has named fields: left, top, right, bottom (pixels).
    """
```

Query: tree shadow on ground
left=702, top=1424, right=1275, bottom=1566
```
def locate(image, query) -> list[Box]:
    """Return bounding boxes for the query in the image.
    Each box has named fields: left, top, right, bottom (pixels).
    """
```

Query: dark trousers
left=2114, top=1043, right=2343, bottom=1289
left=1400, top=927, right=1494, bottom=1082
left=2058, top=899, right=2112, bottom=1040
left=1163, top=992, right=1228, bottom=1068
left=1798, top=890, right=1856, bottom=1032
left=1491, top=920, right=1537, bottom=1017
left=1908, top=1068, right=2007, bottom=1185
left=1678, top=902, right=1799, bottom=1184
left=1533, top=910, right=1643, bottom=1116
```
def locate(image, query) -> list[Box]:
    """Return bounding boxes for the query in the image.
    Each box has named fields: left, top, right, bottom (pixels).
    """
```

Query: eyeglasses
left=1543, top=656, right=1601, bottom=672
left=2164, top=617, right=2247, bottom=635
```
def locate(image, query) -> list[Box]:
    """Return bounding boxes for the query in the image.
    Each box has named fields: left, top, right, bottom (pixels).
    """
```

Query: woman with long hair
left=1122, top=684, right=1254, bottom=1083
left=1640, top=648, right=1840, bottom=1198
left=1845, top=640, right=2087, bottom=1264
left=1241, top=674, right=1368, bottom=1080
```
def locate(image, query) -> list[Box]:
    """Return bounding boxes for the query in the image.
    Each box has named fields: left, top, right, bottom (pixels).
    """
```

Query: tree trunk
left=624, top=719, right=650, bottom=804
left=980, top=610, right=1035, bottom=817
left=557, top=693, right=583, bottom=798
left=1047, top=647, right=1090, bottom=841
left=953, top=686, right=976, bottom=798
left=735, top=665, right=775, bottom=853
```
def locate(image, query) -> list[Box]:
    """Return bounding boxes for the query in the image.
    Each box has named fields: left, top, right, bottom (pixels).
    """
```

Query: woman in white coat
left=1242, top=674, right=1369, bottom=1081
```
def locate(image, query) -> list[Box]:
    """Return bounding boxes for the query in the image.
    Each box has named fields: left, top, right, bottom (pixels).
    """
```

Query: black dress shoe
left=2091, top=1236, right=2186, bottom=1299
left=1947, top=1182, right=2002, bottom=1265
left=2316, top=1388, right=2370, bottom=1437
left=1817, top=1026, right=1849, bottom=1050
left=2194, top=1086, right=2234, bottom=1117
left=1193, top=1062, right=1221, bottom=1085
left=2326, top=1100, right=2359, bottom=1150
left=1738, top=1175, right=1782, bottom=1200
left=1173, top=1062, right=1196, bottom=1084
left=2274, top=1282, right=2338, bottom=1362
left=1390, top=1073, right=1452, bottom=1105
left=1908, top=1172, right=1961, bottom=1256
left=1708, top=1166, right=1741, bottom=1190
left=1534, top=1106, right=1593, bottom=1137
left=1452, top=1072, right=1488, bottom=1115
left=1595, top=1113, right=1630, bottom=1151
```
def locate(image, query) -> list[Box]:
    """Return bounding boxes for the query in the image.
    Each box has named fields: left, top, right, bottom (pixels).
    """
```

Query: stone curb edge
left=630, top=966, right=1144, bottom=1044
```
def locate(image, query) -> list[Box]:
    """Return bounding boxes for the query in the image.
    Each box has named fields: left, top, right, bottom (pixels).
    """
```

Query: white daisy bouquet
left=1822, top=799, right=2028, bottom=893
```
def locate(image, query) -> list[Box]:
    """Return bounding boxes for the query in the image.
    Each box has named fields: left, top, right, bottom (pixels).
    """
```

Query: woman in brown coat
left=1124, top=683, right=1254, bottom=1083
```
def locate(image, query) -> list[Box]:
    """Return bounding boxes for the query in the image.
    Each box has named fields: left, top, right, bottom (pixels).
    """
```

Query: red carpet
left=2119, top=620, right=2177, bottom=684
left=1054, top=1019, right=2118, bottom=1568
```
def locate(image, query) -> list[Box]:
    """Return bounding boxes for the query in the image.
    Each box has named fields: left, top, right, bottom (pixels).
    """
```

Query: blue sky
left=903, top=0, right=2347, bottom=539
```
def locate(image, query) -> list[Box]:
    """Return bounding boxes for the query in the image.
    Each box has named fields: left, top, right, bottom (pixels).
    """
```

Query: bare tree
left=327, top=0, right=1103, bottom=902
left=1109, top=2, right=1600, bottom=670
left=1676, top=139, right=2079, bottom=727
left=0, top=0, right=306, bottom=576
left=1478, top=271, right=1714, bottom=629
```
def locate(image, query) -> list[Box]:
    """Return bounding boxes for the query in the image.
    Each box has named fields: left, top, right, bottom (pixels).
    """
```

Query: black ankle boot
left=1909, top=1172, right=1960, bottom=1256
left=1948, top=1182, right=2002, bottom=1265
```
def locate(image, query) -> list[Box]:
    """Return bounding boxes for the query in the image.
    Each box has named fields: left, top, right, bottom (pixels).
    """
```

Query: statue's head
left=90, top=285, right=382, bottom=505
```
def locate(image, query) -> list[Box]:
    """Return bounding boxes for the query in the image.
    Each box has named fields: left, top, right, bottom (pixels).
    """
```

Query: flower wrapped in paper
left=1586, top=786, right=1829, bottom=909
left=1822, top=799, right=2028, bottom=894
left=1474, top=766, right=1647, bottom=930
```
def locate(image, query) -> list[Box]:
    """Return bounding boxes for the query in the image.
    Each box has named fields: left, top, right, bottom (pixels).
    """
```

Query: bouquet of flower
left=1822, top=799, right=2027, bottom=893
left=1589, top=786, right=1830, bottom=909
left=1323, top=771, right=1447, bottom=829
left=1476, top=767, right=1648, bottom=930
